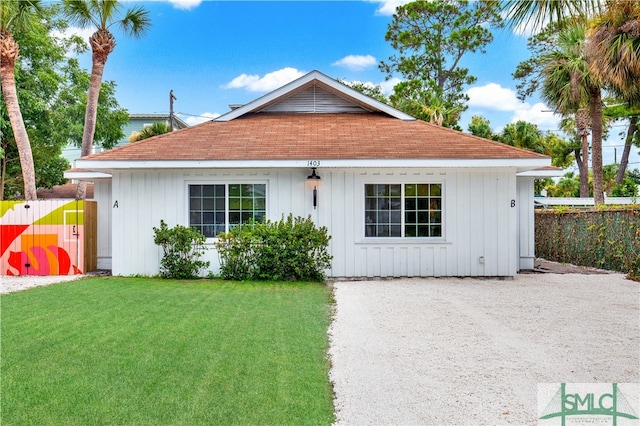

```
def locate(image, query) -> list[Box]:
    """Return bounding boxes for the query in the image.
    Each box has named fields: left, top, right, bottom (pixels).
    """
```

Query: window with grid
left=365, top=183, right=442, bottom=238
left=189, top=183, right=266, bottom=238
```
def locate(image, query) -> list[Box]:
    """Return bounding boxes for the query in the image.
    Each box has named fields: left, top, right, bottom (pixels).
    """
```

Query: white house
left=66, top=71, right=552, bottom=278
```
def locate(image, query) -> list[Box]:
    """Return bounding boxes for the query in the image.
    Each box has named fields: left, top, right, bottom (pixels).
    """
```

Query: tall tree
left=467, top=115, right=498, bottom=140
left=588, top=1, right=640, bottom=105
left=498, top=0, right=601, bottom=34
left=380, top=0, right=502, bottom=129
left=514, top=21, right=605, bottom=202
left=589, top=1, right=640, bottom=185
left=63, top=0, right=150, bottom=199
left=0, top=5, right=128, bottom=200
left=0, top=0, right=41, bottom=200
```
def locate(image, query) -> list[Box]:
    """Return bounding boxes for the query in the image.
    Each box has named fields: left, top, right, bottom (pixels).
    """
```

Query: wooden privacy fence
left=0, top=200, right=97, bottom=276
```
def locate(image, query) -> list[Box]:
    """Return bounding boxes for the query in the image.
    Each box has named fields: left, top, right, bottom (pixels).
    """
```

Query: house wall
left=94, top=180, right=113, bottom=270
left=104, top=167, right=520, bottom=277
left=517, top=177, right=536, bottom=270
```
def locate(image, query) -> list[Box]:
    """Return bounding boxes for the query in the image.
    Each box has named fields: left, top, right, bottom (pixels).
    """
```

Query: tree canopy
left=380, top=0, right=502, bottom=129
left=0, top=3, right=128, bottom=200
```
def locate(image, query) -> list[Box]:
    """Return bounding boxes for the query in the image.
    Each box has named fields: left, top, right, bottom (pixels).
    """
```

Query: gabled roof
left=215, top=70, right=415, bottom=122
left=70, top=70, right=551, bottom=176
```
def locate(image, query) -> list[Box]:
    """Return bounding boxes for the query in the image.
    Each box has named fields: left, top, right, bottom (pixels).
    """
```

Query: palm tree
left=0, top=0, right=41, bottom=200
left=502, top=1, right=606, bottom=205
left=498, top=0, right=602, bottom=34
left=63, top=0, right=151, bottom=199
left=538, top=23, right=596, bottom=198
left=588, top=1, right=640, bottom=185
left=588, top=1, right=640, bottom=104
left=128, top=121, right=170, bottom=142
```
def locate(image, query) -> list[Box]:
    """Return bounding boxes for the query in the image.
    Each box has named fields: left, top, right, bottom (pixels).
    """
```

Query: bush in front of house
left=216, top=214, right=332, bottom=281
left=153, top=220, right=210, bottom=279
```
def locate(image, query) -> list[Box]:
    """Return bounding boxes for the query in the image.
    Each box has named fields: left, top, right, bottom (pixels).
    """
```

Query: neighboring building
left=67, top=71, right=552, bottom=277
left=62, top=114, right=188, bottom=167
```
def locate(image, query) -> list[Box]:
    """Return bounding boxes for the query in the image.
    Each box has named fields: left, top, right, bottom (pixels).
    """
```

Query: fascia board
left=517, top=168, right=564, bottom=177
left=63, top=170, right=112, bottom=179
left=75, top=158, right=550, bottom=171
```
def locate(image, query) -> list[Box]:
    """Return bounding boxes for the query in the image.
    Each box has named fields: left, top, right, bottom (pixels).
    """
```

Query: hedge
left=535, top=207, right=640, bottom=279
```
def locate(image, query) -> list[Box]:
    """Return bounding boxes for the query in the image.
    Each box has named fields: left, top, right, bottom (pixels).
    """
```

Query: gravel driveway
left=329, top=273, right=639, bottom=425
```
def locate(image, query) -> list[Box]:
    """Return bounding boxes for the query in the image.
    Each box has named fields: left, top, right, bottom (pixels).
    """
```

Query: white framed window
left=365, top=183, right=442, bottom=238
left=189, top=183, right=266, bottom=238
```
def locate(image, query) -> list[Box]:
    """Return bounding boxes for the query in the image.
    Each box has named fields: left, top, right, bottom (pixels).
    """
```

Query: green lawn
left=1, top=278, right=334, bottom=425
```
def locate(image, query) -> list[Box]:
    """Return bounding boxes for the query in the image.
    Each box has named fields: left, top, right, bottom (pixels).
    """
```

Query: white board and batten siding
left=105, top=167, right=522, bottom=277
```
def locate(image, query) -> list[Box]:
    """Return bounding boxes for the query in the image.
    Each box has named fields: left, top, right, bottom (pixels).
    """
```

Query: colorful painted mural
left=0, top=200, right=88, bottom=276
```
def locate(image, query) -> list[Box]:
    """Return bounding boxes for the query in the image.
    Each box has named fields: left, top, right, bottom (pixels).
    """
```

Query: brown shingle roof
left=80, top=113, right=547, bottom=162
left=37, top=182, right=93, bottom=199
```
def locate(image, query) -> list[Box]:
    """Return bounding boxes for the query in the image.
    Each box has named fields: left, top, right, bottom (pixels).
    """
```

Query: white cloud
left=467, top=83, right=524, bottom=111
left=511, top=102, right=560, bottom=130
left=341, top=77, right=402, bottom=96
left=51, top=26, right=94, bottom=43
left=379, top=77, right=402, bottom=95
left=466, top=83, right=560, bottom=130
left=182, top=112, right=220, bottom=126
left=332, top=55, right=377, bottom=71
left=368, top=0, right=413, bottom=16
left=223, top=67, right=306, bottom=92
left=166, top=0, right=202, bottom=10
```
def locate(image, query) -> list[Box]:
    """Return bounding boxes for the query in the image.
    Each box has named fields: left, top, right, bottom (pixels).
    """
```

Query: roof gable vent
left=259, top=85, right=368, bottom=114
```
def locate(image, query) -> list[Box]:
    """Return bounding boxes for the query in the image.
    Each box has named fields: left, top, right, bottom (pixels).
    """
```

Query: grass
left=1, top=277, right=334, bottom=425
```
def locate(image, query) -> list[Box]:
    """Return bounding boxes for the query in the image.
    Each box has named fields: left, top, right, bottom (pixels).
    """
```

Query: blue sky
left=68, top=0, right=638, bottom=170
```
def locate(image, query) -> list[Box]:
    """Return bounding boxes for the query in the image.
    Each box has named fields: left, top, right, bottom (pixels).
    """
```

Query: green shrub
left=535, top=207, right=640, bottom=280
left=216, top=214, right=332, bottom=281
left=153, top=220, right=210, bottom=279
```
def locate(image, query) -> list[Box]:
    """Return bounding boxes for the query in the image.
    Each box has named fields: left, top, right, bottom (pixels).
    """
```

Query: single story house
left=66, top=70, right=553, bottom=278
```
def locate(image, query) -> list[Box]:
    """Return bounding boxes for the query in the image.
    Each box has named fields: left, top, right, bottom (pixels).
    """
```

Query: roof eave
left=71, top=157, right=551, bottom=174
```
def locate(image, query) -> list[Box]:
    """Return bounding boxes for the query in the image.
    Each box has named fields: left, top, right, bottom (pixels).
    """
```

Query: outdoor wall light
left=307, top=168, right=321, bottom=209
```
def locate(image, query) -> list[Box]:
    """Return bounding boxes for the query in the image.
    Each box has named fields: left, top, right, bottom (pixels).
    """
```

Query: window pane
left=229, top=184, right=240, bottom=196
left=403, top=183, right=443, bottom=238
left=203, top=185, right=215, bottom=197
left=190, top=211, right=201, bottom=225
left=190, top=183, right=265, bottom=236
left=203, top=198, right=214, bottom=210
left=229, top=212, right=240, bottom=224
left=241, top=198, right=253, bottom=209
left=364, top=184, right=401, bottom=237
left=229, top=197, right=241, bottom=210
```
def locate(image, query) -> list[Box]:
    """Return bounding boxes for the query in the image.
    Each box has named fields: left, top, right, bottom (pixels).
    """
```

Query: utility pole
left=169, top=90, right=177, bottom=131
